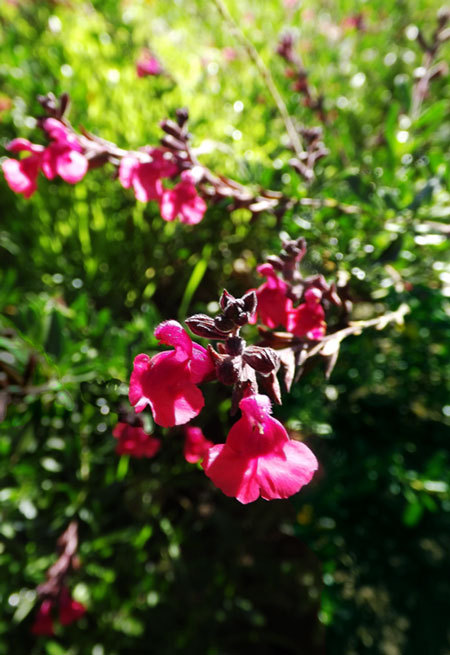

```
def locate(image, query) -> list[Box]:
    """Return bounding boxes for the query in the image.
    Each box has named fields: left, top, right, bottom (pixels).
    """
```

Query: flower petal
left=202, top=444, right=260, bottom=504
left=256, top=440, right=318, bottom=500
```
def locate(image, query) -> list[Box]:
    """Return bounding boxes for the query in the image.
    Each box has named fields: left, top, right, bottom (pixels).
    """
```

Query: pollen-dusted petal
left=202, top=394, right=318, bottom=503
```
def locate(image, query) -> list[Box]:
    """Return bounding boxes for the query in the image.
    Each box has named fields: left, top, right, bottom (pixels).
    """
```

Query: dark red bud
left=160, top=119, right=184, bottom=139
left=242, top=346, right=279, bottom=375
left=219, top=289, right=235, bottom=310
left=266, top=255, right=284, bottom=271
left=214, top=315, right=235, bottom=333
left=241, top=290, right=257, bottom=316
left=216, top=357, right=241, bottom=385
left=175, top=107, right=189, bottom=127
left=59, top=92, right=70, bottom=118
left=160, top=135, right=187, bottom=151
left=225, top=336, right=246, bottom=356
left=258, top=370, right=282, bottom=405
left=185, top=314, right=228, bottom=339
left=235, top=311, right=250, bottom=327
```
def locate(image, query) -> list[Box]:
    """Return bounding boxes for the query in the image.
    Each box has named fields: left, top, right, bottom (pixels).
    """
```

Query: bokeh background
left=1, top=1, right=449, bottom=653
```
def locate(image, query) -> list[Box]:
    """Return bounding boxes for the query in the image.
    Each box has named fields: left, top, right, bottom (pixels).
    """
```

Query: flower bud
left=160, top=119, right=184, bottom=139
left=185, top=314, right=228, bottom=339
left=216, top=357, right=241, bottom=385
left=225, top=336, right=245, bottom=356
left=219, top=289, right=235, bottom=310
left=242, top=346, right=279, bottom=374
left=160, top=135, right=187, bottom=151
left=176, top=107, right=189, bottom=127
left=214, top=315, right=235, bottom=333
left=241, top=290, right=257, bottom=316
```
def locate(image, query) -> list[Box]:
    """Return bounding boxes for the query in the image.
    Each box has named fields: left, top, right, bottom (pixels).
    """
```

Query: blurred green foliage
left=0, top=0, right=449, bottom=654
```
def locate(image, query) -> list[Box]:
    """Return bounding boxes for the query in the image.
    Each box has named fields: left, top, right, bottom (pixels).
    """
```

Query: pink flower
left=2, top=138, right=45, bottom=198
left=202, top=394, right=318, bottom=504
left=129, top=320, right=214, bottom=428
left=136, top=53, right=162, bottom=77
left=249, top=263, right=292, bottom=329
left=41, top=118, right=88, bottom=184
left=113, top=422, right=161, bottom=458
left=58, top=588, right=86, bottom=626
left=287, top=288, right=326, bottom=339
left=184, top=426, right=213, bottom=464
left=159, top=171, right=207, bottom=225
left=31, top=600, right=54, bottom=636
left=119, top=149, right=177, bottom=203
left=222, top=47, right=237, bottom=62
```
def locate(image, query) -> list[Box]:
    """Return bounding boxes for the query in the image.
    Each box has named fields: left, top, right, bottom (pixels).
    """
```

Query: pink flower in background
left=136, top=51, right=162, bottom=77
left=159, top=171, right=207, bottom=225
left=184, top=426, right=213, bottom=464
left=249, top=263, right=292, bottom=329
left=2, top=121, right=87, bottom=196
left=287, top=288, right=326, bottom=339
left=41, top=118, right=88, bottom=184
left=31, top=600, right=55, bottom=636
left=129, top=320, right=214, bottom=428
left=119, top=148, right=177, bottom=203
left=202, top=394, right=318, bottom=504
left=58, top=588, right=86, bottom=626
left=113, top=422, right=161, bottom=458
left=222, top=47, right=237, bottom=62
left=2, top=138, right=45, bottom=198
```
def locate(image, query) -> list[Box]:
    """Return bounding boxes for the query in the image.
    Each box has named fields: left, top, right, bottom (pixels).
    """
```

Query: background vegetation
left=1, top=0, right=449, bottom=653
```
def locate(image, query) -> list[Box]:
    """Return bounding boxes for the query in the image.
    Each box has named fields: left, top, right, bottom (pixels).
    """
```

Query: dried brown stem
left=211, top=0, right=306, bottom=161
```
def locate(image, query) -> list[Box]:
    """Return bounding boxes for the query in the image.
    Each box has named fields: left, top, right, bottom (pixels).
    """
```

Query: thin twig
left=297, top=303, right=410, bottom=357
left=211, top=0, right=305, bottom=160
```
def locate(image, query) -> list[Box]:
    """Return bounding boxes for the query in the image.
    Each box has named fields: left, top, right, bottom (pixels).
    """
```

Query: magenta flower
left=249, top=263, right=292, bottom=329
left=41, top=118, right=88, bottom=184
left=113, top=422, right=161, bottom=458
left=136, top=52, right=162, bottom=77
left=31, top=600, right=55, bottom=636
left=159, top=171, right=207, bottom=225
left=2, top=138, right=45, bottom=198
left=184, top=426, right=214, bottom=464
left=287, top=288, right=326, bottom=339
left=58, top=588, right=86, bottom=626
left=129, top=320, right=214, bottom=428
left=119, top=148, right=177, bottom=202
left=202, top=394, right=318, bottom=504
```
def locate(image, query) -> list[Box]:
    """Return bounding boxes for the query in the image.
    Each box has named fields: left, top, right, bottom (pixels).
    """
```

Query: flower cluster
left=2, top=118, right=88, bottom=198
left=32, top=589, right=86, bottom=636
left=113, top=421, right=161, bottom=458
left=32, top=522, right=86, bottom=637
left=1, top=94, right=207, bottom=224
left=2, top=91, right=332, bottom=225
left=124, top=238, right=338, bottom=503
left=249, top=236, right=341, bottom=340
